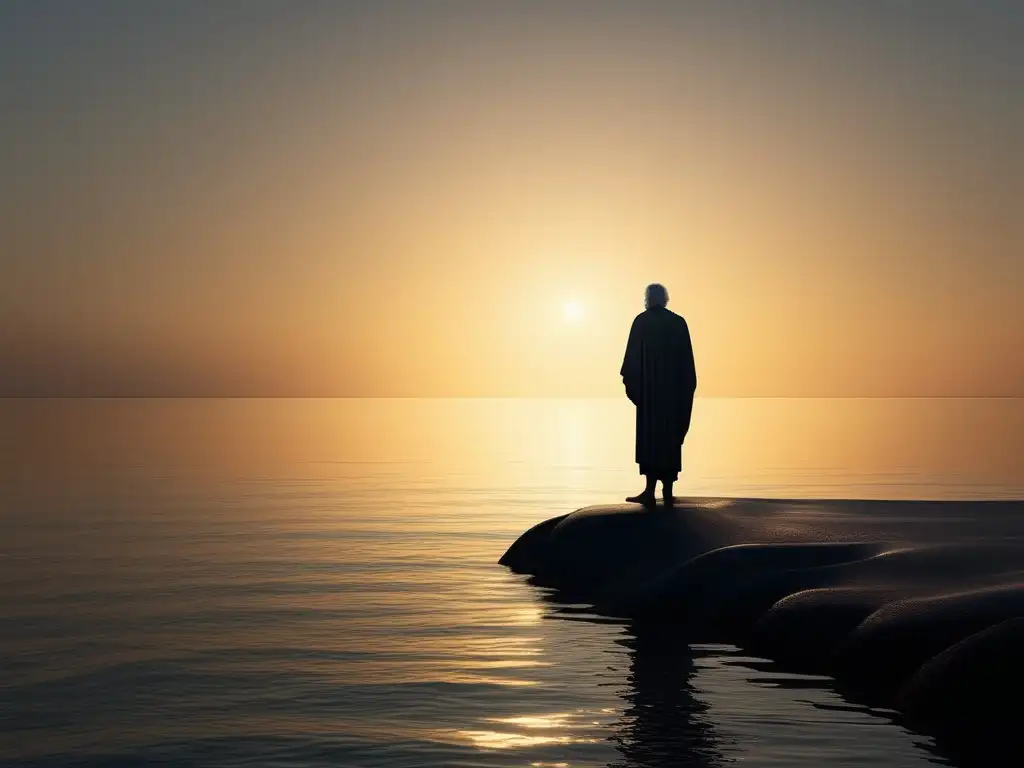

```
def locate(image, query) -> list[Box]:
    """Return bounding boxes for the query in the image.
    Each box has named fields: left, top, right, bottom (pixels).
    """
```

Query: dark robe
left=620, top=306, right=697, bottom=480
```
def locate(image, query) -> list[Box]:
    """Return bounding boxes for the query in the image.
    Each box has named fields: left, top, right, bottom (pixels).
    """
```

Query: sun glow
left=562, top=300, right=584, bottom=323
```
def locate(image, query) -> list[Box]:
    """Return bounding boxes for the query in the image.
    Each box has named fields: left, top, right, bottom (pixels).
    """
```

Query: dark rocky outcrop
left=500, top=497, right=1024, bottom=758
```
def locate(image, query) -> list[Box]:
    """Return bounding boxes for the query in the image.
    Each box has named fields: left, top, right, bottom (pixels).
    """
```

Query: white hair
left=644, top=283, right=669, bottom=309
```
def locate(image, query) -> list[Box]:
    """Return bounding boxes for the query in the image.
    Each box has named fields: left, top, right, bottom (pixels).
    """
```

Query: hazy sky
left=2, top=1, right=1021, bottom=396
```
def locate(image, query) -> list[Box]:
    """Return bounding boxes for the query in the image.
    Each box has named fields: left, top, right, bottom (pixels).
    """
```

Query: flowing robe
left=620, top=307, right=697, bottom=480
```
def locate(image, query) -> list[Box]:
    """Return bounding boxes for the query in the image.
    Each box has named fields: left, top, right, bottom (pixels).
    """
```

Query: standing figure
left=620, top=283, right=697, bottom=506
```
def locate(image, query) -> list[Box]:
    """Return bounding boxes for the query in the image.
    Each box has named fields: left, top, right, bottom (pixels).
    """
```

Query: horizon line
left=3, top=395, right=1022, bottom=401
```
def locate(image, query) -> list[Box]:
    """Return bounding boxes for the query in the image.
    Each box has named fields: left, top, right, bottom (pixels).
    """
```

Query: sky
left=1, top=0, right=1021, bottom=397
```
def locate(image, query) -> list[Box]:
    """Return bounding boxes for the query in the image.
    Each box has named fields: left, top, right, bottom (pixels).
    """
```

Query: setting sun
left=563, top=301, right=584, bottom=323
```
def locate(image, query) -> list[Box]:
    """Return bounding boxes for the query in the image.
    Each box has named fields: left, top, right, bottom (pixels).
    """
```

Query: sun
left=563, top=300, right=584, bottom=323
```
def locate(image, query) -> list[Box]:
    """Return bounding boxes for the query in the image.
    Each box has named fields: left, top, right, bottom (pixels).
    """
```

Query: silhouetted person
left=620, top=283, right=697, bottom=507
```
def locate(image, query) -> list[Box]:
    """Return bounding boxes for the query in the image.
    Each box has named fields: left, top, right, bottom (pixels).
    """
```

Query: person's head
left=644, top=283, right=669, bottom=310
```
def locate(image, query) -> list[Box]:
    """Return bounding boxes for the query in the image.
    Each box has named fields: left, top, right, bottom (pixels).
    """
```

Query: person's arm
left=681, top=320, right=697, bottom=394
left=621, top=317, right=641, bottom=405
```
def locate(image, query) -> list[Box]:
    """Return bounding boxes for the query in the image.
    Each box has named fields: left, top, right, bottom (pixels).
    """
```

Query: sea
left=3, top=397, right=1023, bottom=768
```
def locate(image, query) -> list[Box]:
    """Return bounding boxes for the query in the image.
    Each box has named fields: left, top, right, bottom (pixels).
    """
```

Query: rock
left=500, top=497, right=1024, bottom=738
left=897, top=618, right=1024, bottom=764
left=829, top=583, right=1024, bottom=700
left=750, top=587, right=904, bottom=673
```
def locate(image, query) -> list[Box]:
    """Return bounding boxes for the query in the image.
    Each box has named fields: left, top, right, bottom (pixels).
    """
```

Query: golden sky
left=2, top=2, right=1021, bottom=396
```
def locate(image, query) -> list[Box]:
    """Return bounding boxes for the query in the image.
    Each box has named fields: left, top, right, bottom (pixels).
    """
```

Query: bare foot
left=626, top=492, right=657, bottom=507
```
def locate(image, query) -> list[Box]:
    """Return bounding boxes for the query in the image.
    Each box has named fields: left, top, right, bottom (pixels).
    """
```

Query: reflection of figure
left=611, top=624, right=725, bottom=768
left=620, top=283, right=697, bottom=506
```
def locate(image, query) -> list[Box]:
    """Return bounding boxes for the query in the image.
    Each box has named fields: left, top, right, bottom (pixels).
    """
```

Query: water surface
left=3, top=398, right=1022, bottom=767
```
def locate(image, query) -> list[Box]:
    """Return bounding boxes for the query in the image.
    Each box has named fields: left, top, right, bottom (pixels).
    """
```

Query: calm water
left=3, top=398, right=1023, bottom=767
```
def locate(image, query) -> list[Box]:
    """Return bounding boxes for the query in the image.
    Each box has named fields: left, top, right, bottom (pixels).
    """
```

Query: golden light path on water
left=450, top=711, right=615, bottom=751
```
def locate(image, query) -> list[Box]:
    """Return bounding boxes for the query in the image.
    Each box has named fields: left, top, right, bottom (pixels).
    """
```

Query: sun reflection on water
left=489, top=713, right=573, bottom=729
left=455, top=731, right=578, bottom=749
left=448, top=709, right=615, bottom=752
